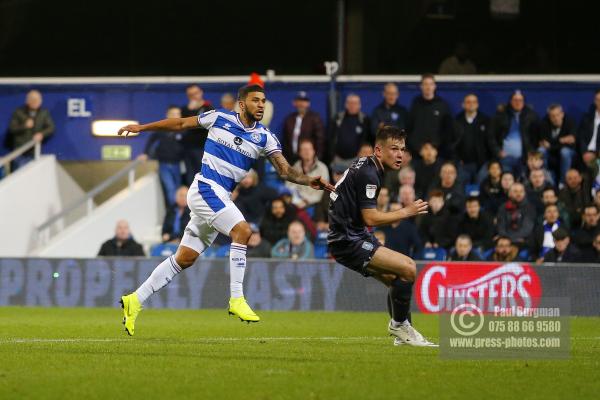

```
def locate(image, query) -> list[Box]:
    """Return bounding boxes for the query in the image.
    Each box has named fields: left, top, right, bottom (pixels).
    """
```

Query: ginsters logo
left=416, top=263, right=542, bottom=313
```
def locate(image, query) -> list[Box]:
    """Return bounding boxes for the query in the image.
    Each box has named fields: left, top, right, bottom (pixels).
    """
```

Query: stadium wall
left=1, top=258, right=598, bottom=316
left=1, top=76, right=599, bottom=160
left=34, top=173, right=165, bottom=258
left=0, top=156, right=86, bottom=256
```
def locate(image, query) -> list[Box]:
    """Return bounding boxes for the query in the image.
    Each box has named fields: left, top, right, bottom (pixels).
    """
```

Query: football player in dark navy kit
left=328, top=126, right=437, bottom=346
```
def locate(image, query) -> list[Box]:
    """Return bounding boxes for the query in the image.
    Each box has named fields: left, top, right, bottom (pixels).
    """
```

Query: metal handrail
left=0, top=138, right=41, bottom=175
left=36, top=158, right=144, bottom=245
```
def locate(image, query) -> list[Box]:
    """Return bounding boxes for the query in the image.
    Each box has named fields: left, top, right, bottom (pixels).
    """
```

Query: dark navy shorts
left=328, top=234, right=382, bottom=277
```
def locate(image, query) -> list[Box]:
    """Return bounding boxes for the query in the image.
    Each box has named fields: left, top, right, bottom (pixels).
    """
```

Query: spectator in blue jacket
left=271, top=220, right=314, bottom=259
left=140, top=105, right=185, bottom=207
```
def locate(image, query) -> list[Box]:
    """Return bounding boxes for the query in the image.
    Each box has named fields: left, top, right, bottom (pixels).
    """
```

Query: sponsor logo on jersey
left=365, top=184, right=377, bottom=199
left=415, top=262, right=542, bottom=313
left=233, top=136, right=243, bottom=146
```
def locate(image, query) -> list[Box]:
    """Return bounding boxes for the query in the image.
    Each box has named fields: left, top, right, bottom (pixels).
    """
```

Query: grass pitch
left=0, top=307, right=598, bottom=400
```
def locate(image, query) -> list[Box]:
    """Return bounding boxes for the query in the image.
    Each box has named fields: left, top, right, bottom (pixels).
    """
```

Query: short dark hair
left=488, top=160, right=502, bottom=170
left=428, top=189, right=444, bottom=199
left=421, top=73, right=435, bottom=82
left=186, top=84, right=200, bottom=91
left=543, top=187, right=557, bottom=196
left=583, top=204, right=599, bottom=214
left=547, top=103, right=563, bottom=113
left=238, top=84, right=265, bottom=101
left=466, top=196, right=480, bottom=204
left=375, top=126, right=406, bottom=144
left=544, top=203, right=558, bottom=212
left=496, top=235, right=512, bottom=245
left=552, top=227, right=570, bottom=241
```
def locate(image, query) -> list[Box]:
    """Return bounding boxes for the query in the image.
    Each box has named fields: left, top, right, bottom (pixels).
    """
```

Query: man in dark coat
left=572, top=204, right=600, bottom=253
left=488, top=90, right=539, bottom=177
left=559, top=169, right=592, bottom=228
left=538, top=104, right=577, bottom=185
left=407, top=74, right=453, bottom=157
left=8, top=90, right=55, bottom=170
left=281, top=91, right=325, bottom=163
left=371, top=83, right=408, bottom=134
left=458, top=196, right=495, bottom=250
left=452, top=93, right=490, bottom=184
left=328, top=94, right=372, bottom=167
left=576, top=89, right=600, bottom=168
left=448, top=235, right=481, bottom=261
left=98, top=220, right=145, bottom=257
left=543, top=227, right=583, bottom=263
left=496, top=182, right=536, bottom=248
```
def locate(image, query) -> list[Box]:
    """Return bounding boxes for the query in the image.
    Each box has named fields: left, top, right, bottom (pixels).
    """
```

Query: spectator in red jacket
left=281, top=91, right=325, bottom=163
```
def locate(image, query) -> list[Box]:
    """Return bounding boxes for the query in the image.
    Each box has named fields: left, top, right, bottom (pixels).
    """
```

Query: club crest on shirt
left=233, top=136, right=243, bottom=146
left=250, top=132, right=261, bottom=143
left=365, top=184, right=377, bottom=199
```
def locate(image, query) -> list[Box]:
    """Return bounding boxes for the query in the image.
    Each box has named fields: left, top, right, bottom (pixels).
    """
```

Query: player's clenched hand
left=309, top=176, right=336, bottom=193
left=118, top=124, right=143, bottom=137
left=403, top=199, right=429, bottom=218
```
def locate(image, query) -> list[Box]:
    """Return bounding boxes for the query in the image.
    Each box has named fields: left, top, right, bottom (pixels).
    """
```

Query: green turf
left=0, top=307, right=598, bottom=400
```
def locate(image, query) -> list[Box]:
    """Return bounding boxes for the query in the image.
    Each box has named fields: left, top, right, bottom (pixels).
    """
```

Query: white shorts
left=180, top=177, right=245, bottom=254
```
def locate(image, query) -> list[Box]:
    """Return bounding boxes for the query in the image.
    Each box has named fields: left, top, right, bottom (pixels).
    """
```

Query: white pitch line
left=0, top=336, right=387, bottom=344
left=1, top=337, right=598, bottom=345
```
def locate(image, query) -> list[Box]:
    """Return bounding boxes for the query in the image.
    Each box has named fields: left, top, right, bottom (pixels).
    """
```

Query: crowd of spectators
left=7, top=75, right=599, bottom=264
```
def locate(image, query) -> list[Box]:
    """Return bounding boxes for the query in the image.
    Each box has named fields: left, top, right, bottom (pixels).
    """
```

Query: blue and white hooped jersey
left=196, top=109, right=282, bottom=193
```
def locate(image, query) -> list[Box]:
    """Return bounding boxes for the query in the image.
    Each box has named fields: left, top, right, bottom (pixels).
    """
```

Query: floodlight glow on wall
left=92, top=120, right=140, bottom=137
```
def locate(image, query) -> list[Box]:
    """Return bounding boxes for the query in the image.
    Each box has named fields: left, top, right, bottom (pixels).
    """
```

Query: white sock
left=135, top=255, right=182, bottom=304
left=229, top=243, right=247, bottom=298
left=391, top=319, right=410, bottom=328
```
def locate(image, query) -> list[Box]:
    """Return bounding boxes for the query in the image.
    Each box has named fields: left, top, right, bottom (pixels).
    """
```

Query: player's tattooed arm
left=269, top=152, right=336, bottom=192
left=118, top=117, right=199, bottom=136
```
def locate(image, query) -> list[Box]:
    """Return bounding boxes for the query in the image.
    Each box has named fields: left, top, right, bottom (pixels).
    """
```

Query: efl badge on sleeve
left=365, top=184, right=377, bottom=199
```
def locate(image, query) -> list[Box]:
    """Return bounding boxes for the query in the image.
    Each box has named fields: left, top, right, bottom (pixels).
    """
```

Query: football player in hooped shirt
left=116, top=85, right=334, bottom=335
left=328, top=126, right=437, bottom=346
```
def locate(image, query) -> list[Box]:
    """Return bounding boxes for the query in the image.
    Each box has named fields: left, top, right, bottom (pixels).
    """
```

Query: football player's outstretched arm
left=361, top=200, right=429, bottom=227
left=117, top=116, right=199, bottom=136
left=268, top=152, right=336, bottom=192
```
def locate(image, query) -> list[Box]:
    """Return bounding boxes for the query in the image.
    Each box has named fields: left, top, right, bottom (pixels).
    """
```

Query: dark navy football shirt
left=328, top=156, right=385, bottom=243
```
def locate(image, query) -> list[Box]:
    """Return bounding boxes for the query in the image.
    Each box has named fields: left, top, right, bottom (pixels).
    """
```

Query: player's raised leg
left=368, top=247, right=437, bottom=347
left=227, top=221, right=259, bottom=323
left=120, top=245, right=201, bottom=336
